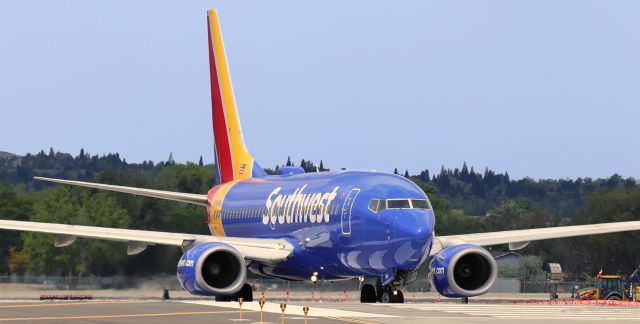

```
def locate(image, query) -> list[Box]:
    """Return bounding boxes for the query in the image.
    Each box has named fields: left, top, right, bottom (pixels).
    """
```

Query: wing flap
left=432, top=220, right=640, bottom=256
left=34, top=177, right=209, bottom=207
left=0, top=220, right=292, bottom=263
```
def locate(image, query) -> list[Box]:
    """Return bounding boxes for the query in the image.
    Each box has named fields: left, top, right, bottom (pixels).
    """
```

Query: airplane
left=2, top=8, right=640, bottom=304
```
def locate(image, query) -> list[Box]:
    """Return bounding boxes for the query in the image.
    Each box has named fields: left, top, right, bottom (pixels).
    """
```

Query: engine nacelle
left=177, top=242, right=247, bottom=296
left=429, top=244, right=497, bottom=298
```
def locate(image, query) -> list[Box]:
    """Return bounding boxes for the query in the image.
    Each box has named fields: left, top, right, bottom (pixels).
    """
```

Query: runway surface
left=1, top=299, right=640, bottom=323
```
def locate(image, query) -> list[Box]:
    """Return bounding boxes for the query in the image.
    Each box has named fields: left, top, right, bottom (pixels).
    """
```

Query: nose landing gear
left=379, top=287, right=404, bottom=303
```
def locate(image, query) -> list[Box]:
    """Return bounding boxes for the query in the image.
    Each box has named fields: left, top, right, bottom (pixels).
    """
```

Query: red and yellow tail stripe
left=207, top=9, right=265, bottom=183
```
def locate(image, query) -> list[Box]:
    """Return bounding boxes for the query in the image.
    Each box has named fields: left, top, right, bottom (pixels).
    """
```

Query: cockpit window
left=378, top=200, right=386, bottom=212
left=387, top=199, right=410, bottom=209
left=411, top=199, right=429, bottom=209
left=368, top=199, right=380, bottom=212
left=368, top=198, right=432, bottom=213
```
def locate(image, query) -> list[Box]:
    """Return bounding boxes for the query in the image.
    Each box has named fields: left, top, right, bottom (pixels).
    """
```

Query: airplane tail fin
left=207, top=9, right=267, bottom=184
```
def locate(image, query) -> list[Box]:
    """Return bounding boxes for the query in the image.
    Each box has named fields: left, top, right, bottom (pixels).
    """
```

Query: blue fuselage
left=209, top=170, right=435, bottom=281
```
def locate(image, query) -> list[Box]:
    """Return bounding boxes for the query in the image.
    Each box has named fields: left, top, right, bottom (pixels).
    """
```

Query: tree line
left=0, top=149, right=639, bottom=279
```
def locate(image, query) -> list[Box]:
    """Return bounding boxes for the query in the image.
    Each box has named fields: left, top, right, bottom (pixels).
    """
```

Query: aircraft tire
left=393, top=290, right=404, bottom=303
left=360, top=284, right=377, bottom=303
left=237, top=283, right=254, bottom=302
left=380, top=290, right=392, bottom=303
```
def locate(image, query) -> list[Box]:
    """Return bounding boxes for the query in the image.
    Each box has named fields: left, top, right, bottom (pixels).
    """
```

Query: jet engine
left=429, top=244, right=497, bottom=298
left=177, top=242, right=247, bottom=296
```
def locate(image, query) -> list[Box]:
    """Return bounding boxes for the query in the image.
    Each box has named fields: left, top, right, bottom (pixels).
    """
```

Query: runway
left=1, top=299, right=640, bottom=323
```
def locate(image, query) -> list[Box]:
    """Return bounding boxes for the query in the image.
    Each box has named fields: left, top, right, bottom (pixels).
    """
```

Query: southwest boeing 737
left=2, top=9, right=640, bottom=303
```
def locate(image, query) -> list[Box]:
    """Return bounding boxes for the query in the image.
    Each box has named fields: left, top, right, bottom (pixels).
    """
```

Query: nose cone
left=393, top=210, right=434, bottom=269
left=395, top=210, right=433, bottom=241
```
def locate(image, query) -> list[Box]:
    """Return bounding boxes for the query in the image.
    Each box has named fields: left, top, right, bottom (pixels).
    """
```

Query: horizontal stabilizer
left=34, top=177, right=209, bottom=207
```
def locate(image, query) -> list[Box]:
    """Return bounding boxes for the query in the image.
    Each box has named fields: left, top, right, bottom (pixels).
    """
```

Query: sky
left=1, top=1, right=639, bottom=180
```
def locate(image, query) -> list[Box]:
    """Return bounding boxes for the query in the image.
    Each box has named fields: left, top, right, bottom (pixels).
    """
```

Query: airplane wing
left=431, top=220, right=640, bottom=256
left=0, top=220, right=293, bottom=263
left=34, top=177, right=209, bottom=206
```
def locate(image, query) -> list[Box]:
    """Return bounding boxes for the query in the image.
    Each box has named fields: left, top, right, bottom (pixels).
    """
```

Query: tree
left=286, top=156, right=293, bottom=167
left=393, top=168, right=399, bottom=175
left=21, top=187, right=130, bottom=276
left=0, top=185, right=33, bottom=274
left=158, top=163, right=212, bottom=194
left=485, top=199, right=529, bottom=231
left=569, top=186, right=640, bottom=276
left=404, top=170, right=409, bottom=178
left=517, top=256, right=546, bottom=281
left=461, top=162, right=469, bottom=181
left=8, top=247, right=29, bottom=275
left=198, top=156, right=204, bottom=167
left=419, top=169, right=430, bottom=183
left=499, top=256, right=545, bottom=281
left=319, top=160, right=325, bottom=171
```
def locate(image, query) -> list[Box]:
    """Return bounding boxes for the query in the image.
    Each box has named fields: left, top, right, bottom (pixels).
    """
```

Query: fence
left=0, top=275, right=181, bottom=290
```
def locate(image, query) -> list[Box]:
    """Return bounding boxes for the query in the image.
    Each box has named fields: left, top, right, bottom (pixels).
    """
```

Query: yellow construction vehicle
left=576, top=266, right=640, bottom=301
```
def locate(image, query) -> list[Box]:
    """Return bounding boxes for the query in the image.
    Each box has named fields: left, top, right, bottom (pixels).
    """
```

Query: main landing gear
left=360, top=279, right=404, bottom=303
left=215, top=283, right=253, bottom=302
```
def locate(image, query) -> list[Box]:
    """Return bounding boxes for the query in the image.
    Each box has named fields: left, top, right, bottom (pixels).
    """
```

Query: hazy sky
left=1, top=1, right=639, bottom=179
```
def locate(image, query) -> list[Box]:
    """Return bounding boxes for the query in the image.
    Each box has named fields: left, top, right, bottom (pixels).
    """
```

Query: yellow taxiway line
left=0, top=301, right=151, bottom=309
left=0, top=310, right=247, bottom=322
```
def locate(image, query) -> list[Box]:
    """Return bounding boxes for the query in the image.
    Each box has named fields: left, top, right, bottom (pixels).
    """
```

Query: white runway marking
left=263, top=302, right=640, bottom=321
left=177, top=301, right=398, bottom=318
left=177, top=300, right=640, bottom=321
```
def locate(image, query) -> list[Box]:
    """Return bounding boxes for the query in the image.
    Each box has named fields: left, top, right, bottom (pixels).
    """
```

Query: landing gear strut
left=359, top=278, right=405, bottom=303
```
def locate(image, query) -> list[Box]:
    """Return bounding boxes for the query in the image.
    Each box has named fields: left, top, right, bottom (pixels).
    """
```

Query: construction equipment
left=576, top=266, right=640, bottom=301
left=626, top=266, right=640, bottom=301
